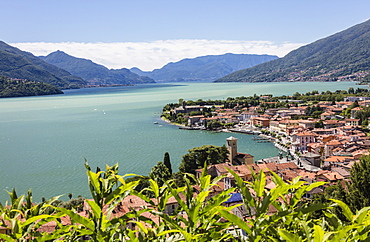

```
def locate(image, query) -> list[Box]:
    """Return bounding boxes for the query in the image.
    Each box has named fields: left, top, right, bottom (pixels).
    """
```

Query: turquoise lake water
left=0, top=82, right=359, bottom=202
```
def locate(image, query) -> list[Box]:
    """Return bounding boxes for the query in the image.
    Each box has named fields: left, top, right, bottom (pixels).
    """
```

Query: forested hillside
left=0, top=41, right=85, bottom=89
left=0, top=76, right=63, bottom=98
left=216, top=19, right=370, bottom=83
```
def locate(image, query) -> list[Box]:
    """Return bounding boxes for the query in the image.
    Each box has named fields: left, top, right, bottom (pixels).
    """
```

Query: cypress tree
left=163, top=152, right=172, bottom=174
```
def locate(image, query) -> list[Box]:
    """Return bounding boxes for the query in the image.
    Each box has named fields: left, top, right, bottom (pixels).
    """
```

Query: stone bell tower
left=226, top=136, right=238, bottom=163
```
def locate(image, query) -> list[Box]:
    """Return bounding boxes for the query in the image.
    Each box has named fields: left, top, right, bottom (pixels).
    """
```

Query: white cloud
left=11, top=40, right=306, bottom=71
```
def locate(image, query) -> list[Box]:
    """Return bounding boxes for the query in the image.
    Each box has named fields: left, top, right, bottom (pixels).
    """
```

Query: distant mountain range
left=2, top=17, right=370, bottom=95
left=39, top=51, right=155, bottom=86
left=0, top=41, right=85, bottom=89
left=216, top=19, right=370, bottom=83
left=130, top=53, right=278, bottom=82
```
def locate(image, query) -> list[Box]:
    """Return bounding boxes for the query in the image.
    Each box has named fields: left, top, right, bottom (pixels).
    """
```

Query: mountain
left=130, top=53, right=278, bottom=82
left=40, top=51, right=155, bottom=85
left=0, top=41, right=85, bottom=89
left=216, top=19, right=370, bottom=83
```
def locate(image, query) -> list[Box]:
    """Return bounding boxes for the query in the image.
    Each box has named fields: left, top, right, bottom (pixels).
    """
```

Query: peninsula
left=162, top=87, right=370, bottom=180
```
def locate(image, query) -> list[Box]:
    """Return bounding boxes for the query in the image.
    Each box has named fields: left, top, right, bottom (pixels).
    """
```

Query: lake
left=0, top=81, right=358, bottom=202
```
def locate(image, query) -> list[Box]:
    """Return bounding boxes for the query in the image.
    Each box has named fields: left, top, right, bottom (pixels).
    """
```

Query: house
left=324, top=140, right=343, bottom=157
left=322, top=120, right=343, bottom=129
left=322, top=156, right=354, bottom=168
left=239, top=111, right=259, bottom=122
left=269, top=120, right=280, bottom=133
left=0, top=225, right=11, bottom=235
left=320, top=111, right=335, bottom=120
left=299, top=119, right=315, bottom=129
left=331, top=167, right=351, bottom=179
left=174, top=101, right=203, bottom=114
left=251, top=117, right=270, bottom=128
left=223, top=193, right=248, bottom=219
left=188, top=115, right=204, bottom=126
left=316, top=171, right=344, bottom=183
left=278, top=119, right=300, bottom=133
left=345, top=118, right=360, bottom=126
left=291, top=131, right=316, bottom=152
left=344, top=96, right=370, bottom=102
left=235, top=153, right=254, bottom=165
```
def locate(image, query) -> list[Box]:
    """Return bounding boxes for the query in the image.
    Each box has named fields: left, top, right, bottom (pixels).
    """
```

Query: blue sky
left=2, top=0, right=370, bottom=70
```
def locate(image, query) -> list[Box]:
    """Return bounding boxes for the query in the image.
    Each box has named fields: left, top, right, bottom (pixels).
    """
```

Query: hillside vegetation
left=40, top=51, right=155, bottom=86
left=0, top=41, right=85, bottom=89
left=0, top=76, right=63, bottom=98
left=216, top=19, right=370, bottom=83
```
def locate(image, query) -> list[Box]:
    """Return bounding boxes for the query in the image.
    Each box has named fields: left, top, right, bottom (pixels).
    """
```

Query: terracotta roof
left=308, top=143, right=324, bottom=149
left=212, top=163, right=237, bottom=174
left=326, top=140, right=342, bottom=146
left=236, top=153, right=254, bottom=159
left=331, top=167, right=351, bottom=178
left=320, top=171, right=344, bottom=181
left=323, top=120, right=340, bottom=124
left=258, top=163, right=278, bottom=172
left=299, top=120, right=315, bottom=124
left=352, top=149, right=370, bottom=157
left=321, top=112, right=334, bottom=116
left=279, top=120, right=300, bottom=124
left=297, top=170, right=316, bottom=179
left=234, top=165, right=253, bottom=176
left=277, top=162, right=298, bottom=170
left=281, top=170, right=299, bottom=180
left=324, top=156, right=349, bottom=163
left=265, top=181, right=276, bottom=190
left=121, top=195, right=151, bottom=210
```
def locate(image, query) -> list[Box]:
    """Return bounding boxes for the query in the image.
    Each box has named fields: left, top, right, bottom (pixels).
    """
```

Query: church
left=226, top=136, right=254, bottom=165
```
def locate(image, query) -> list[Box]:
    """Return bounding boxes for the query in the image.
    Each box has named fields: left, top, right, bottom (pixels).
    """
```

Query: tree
left=125, top=175, right=151, bottom=194
left=348, top=87, right=355, bottom=94
left=205, top=120, right=223, bottom=130
left=350, top=100, right=359, bottom=109
left=149, top=161, right=171, bottom=187
left=179, top=145, right=229, bottom=174
left=314, top=120, right=323, bottom=128
left=163, top=152, right=172, bottom=174
left=347, top=154, right=370, bottom=211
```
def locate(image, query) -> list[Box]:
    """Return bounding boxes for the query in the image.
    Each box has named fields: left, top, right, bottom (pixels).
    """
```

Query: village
left=164, top=91, right=370, bottom=192
left=3, top=90, right=370, bottom=239
left=61, top=91, right=370, bottom=238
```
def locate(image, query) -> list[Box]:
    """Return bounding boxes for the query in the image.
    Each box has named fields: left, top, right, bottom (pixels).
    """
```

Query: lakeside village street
left=168, top=95, right=370, bottom=192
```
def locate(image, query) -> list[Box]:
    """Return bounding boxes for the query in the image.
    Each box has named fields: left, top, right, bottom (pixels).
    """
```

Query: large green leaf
left=54, top=207, right=95, bottom=231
